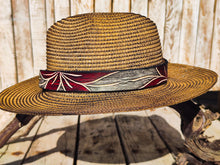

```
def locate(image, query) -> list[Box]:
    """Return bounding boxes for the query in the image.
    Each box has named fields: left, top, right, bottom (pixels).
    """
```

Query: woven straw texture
left=46, top=13, right=163, bottom=71
left=0, top=13, right=218, bottom=115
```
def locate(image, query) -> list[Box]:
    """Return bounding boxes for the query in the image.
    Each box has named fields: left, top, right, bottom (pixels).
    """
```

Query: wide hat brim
left=0, top=63, right=217, bottom=115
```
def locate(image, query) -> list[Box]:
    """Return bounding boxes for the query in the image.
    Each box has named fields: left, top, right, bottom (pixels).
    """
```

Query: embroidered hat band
left=39, top=59, right=168, bottom=92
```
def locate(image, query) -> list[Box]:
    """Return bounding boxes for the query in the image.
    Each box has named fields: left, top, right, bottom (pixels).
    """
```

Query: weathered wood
left=163, top=0, right=183, bottom=62
left=171, top=101, right=201, bottom=137
left=95, top=0, right=111, bottom=12
left=184, top=109, right=220, bottom=162
left=113, top=0, right=130, bottom=12
left=45, top=0, right=55, bottom=29
left=178, top=0, right=199, bottom=65
left=194, top=0, right=215, bottom=68
left=0, top=116, right=22, bottom=149
left=0, top=115, right=41, bottom=156
left=77, top=114, right=125, bottom=165
left=204, top=120, right=220, bottom=142
left=148, top=0, right=165, bottom=46
left=0, top=0, right=17, bottom=149
left=0, top=117, right=42, bottom=164
left=29, top=0, right=47, bottom=74
left=54, top=0, right=70, bottom=21
left=115, top=111, right=175, bottom=165
left=0, top=114, right=37, bottom=148
left=0, top=0, right=17, bottom=88
left=210, top=0, right=220, bottom=90
left=131, top=0, right=148, bottom=17
left=11, top=0, right=33, bottom=82
left=8, top=116, right=42, bottom=143
left=172, top=101, right=220, bottom=163
left=145, top=107, right=185, bottom=155
left=0, top=111, right=15, bottom=133
left=70, top=0, right=94, bottom=15
left=23, top=116, right=78, bottom=164
left=176, top=153, right=203, bottom=165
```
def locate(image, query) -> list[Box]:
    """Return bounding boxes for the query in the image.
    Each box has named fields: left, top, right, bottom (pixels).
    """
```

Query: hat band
left=39, top=60, right=168, bottom=92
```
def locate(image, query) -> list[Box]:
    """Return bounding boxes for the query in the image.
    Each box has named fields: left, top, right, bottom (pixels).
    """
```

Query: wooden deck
left=0, top=107, right=219, bottom=165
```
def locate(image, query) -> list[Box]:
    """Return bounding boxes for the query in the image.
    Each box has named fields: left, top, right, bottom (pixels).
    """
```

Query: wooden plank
left=146, top=107, right=185, bottom=155
left=29, top=0, right=47, bottom=74
left=210, top=0, right=220, bottom=90
left=11, top=0, right=33, bottom=82
left=194, top=0, right=215, bottom=68
left=163, top=0, right=183, bottom=62
left=178, top=0, right=199, bottom=65
left=148, top=0, right=166, bottom=47
left=95, top=0, right=112, bottom=12
left=0, top=118, right=42, bottom=164
left=115, top=111, right=175, bottom=165
left=77, top=114, right=125, bottom=165
left=46, top=0, right=55, bottom=29
left=131, top=0, right=148, bottom=17
left=22, top=116, right=77, bottom=164
left=0, top=0, right=17, bottom=90
left=113, top=0, right=130, bottom=12
left=54, top=0, right=70, bottom=21
left=70, top=0, right=93, bottom=15
left=0, top=0, right=17, bottom=146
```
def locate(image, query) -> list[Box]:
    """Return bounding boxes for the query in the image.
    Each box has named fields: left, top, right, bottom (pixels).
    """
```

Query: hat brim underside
left=0, top=63, right=217, bottom=115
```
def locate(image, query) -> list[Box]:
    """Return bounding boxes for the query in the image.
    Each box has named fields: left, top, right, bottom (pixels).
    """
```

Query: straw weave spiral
left=46, top=13, right=163, bottom=71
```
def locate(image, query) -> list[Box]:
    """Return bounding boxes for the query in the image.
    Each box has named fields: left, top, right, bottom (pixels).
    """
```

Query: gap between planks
left=0, top=117, right=44, bottom=164
left=114, top=111, right=176, bottom=165
left=0, top=109, right=186, bottom=165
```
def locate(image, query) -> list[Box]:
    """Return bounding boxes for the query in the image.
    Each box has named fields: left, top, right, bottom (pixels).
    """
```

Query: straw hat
left=0, top=13, right=217, bottom=115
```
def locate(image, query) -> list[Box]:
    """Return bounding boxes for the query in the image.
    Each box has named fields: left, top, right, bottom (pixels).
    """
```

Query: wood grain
left=11, top=0, right=33, bottom=82
left=115, top=111, right=175, bottom=165
left=148, top=0, right=166, bottom=47
left=70, top=0, right=94, bottom=15
left=131, top=0, right=148, bottom=17
left=0, top=118, right=42, bottom=164
left=77, top=114, right=125, bottom=165
left=46, top=0, right=55, bottom=29
left=194, top=0, right=215, bottom=69
left=0, top=0, right=17, bottom=145
left=178, top=0, right=200, bottom=65
left=163, top=0, right=183, bottom=62
left=210, top=0, right=220, bottom=90
left=95, top=0, right=112, bottom=12
left=54, top=0, right=70, bottom=21
left=22, top=116, right=77, bottom=164
left=0, top=0, right=17, bottom=90
left=146, top=107, right=185, bottom=155
left=113, top=0, right=130, bottom=12
left=29, top=0, right=47, bottom=74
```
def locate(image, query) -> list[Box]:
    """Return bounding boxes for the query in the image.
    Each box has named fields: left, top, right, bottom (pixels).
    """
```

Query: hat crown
left=46, top=13, right=163, bottom=71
